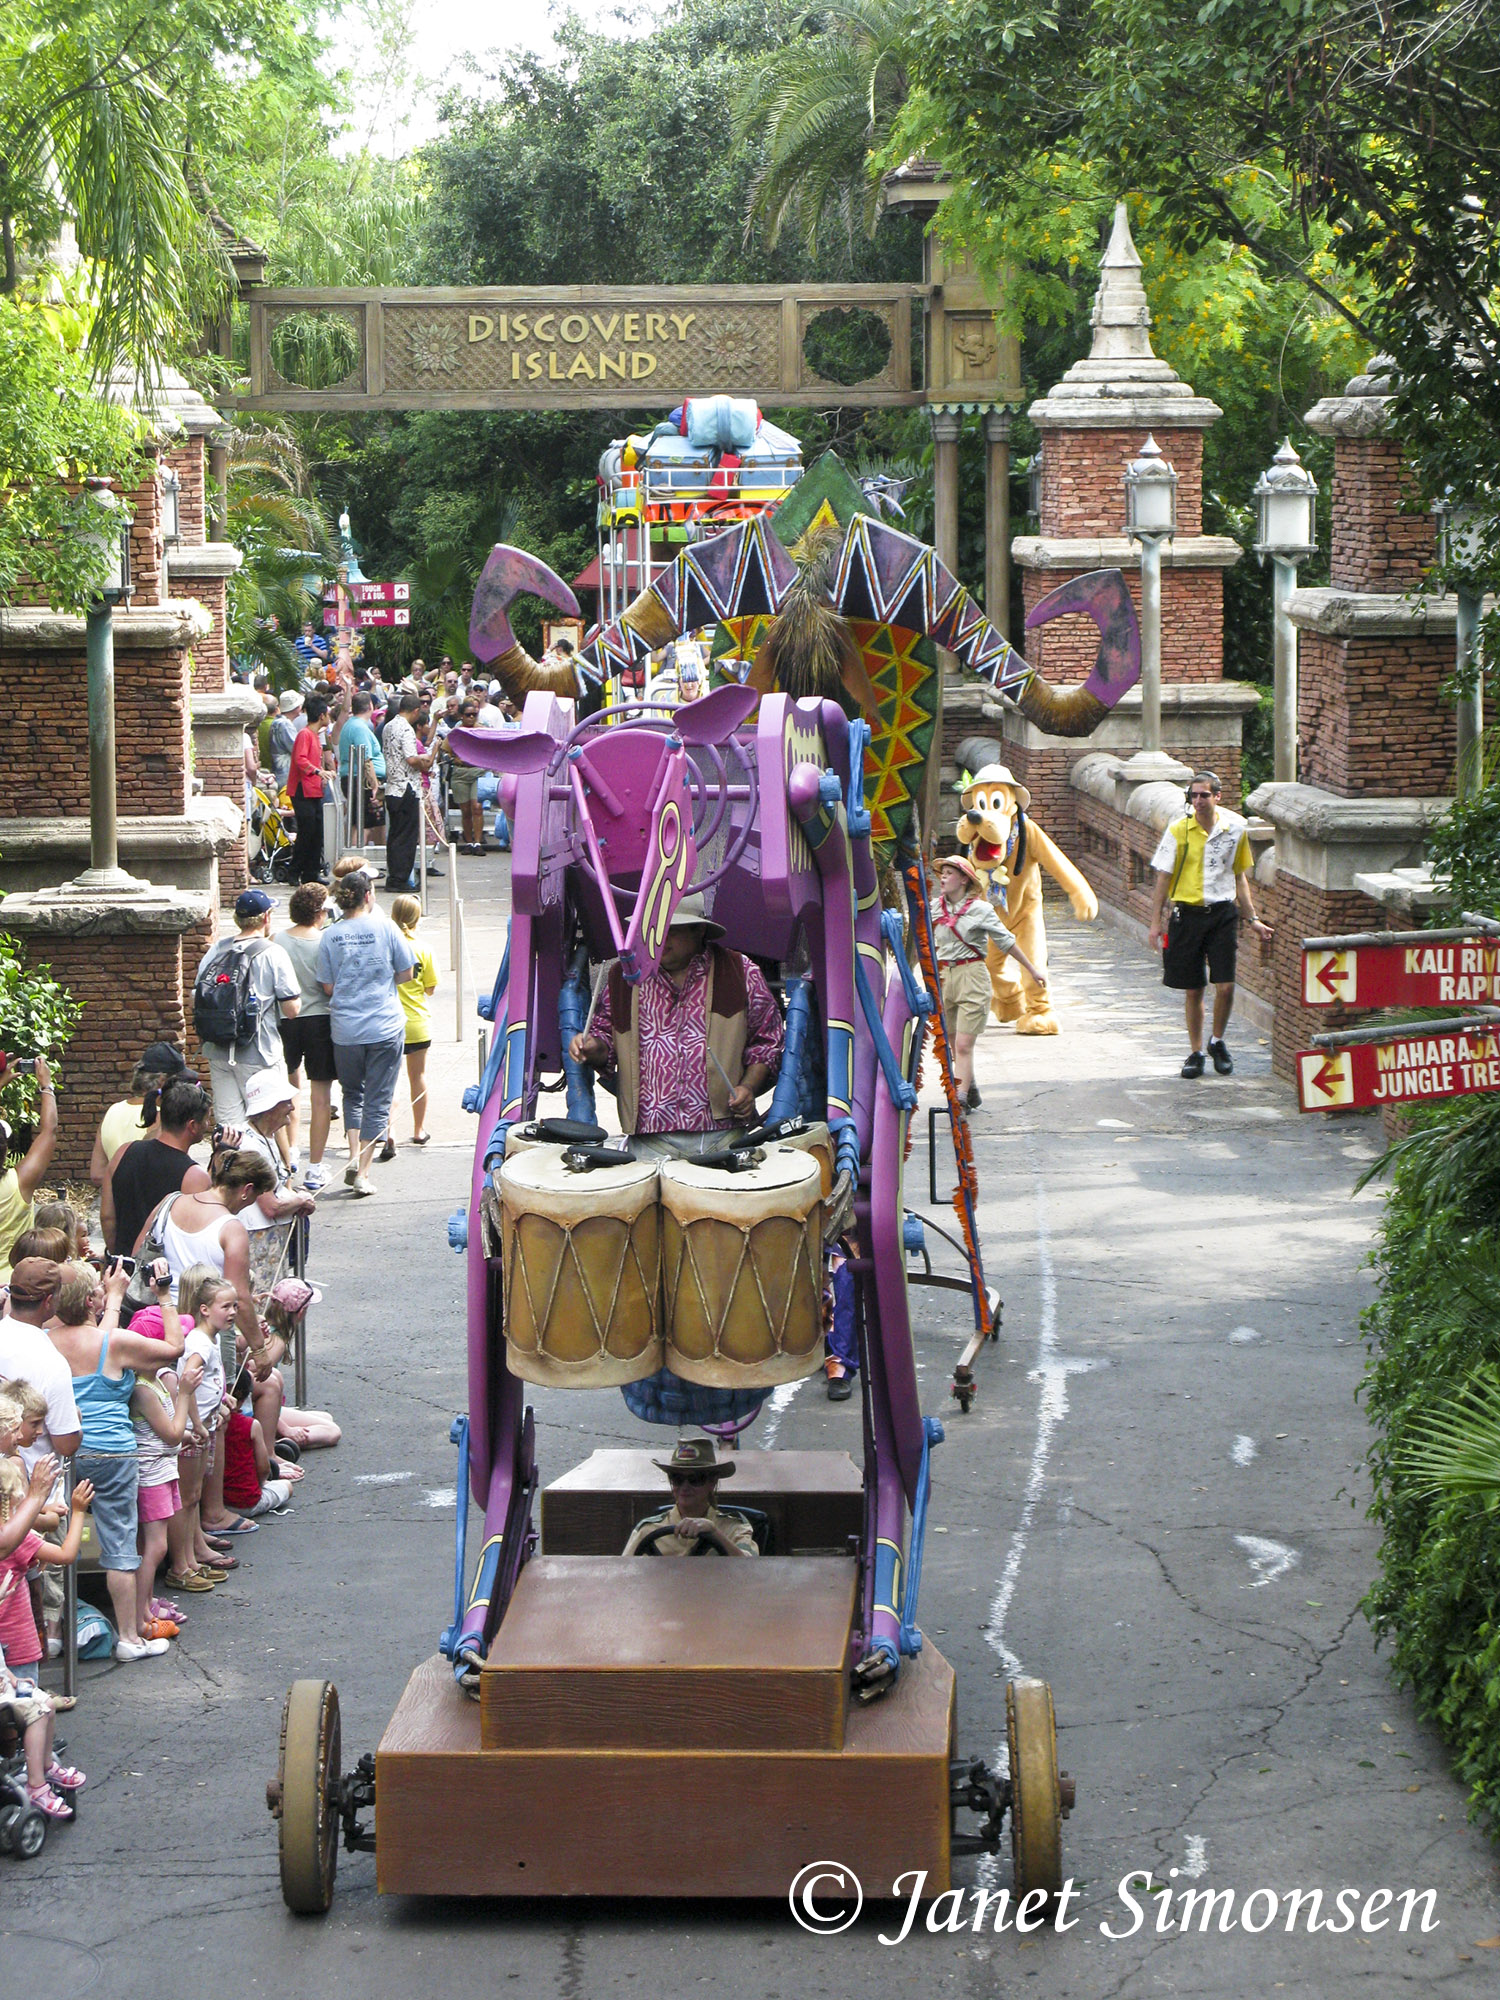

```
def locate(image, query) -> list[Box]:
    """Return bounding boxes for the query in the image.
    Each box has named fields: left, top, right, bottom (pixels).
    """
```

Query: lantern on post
left=1433, top=490, right=1491, bottom=795
left=1122, top=435, right=1178, bottom=759
left=1028, top=449, right=1043, bottom=521
left=159, top=463, right=182, bottom=548
left=1252, top=439, right=1318, bottom=785
left=73, top=478, right=140, bottom=890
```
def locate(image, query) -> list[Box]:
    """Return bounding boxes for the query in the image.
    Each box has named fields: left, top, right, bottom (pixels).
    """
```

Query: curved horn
left=1014, top=569, right=1142, bottom=735
left=468, top=544, right=583, bottom=701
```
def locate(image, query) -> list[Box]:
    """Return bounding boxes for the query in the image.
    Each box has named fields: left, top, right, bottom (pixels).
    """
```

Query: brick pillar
left=0, top=887, right=215, bottom=1183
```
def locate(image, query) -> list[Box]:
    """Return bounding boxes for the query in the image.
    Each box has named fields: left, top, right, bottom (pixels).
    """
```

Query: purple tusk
left=1025, top=568, right=1141, bottom=710
left=469, top=544, right=581, bottom=665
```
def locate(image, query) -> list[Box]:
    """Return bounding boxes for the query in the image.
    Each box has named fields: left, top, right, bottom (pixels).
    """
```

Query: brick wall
left=1002, top=737, right=1244, bottom=857
left=1247, top=873, right=1377, bottom=1080
left=1073, top=796, right=1166, bottom=925
left=181, top=912, right=220, bottom=1075
left=190, top=575, right=230, bottom=691
left=8, top=461, right=164, bottom=609
left=1298, top=631, right=1455, bottom=798
left=195, top=755, right=249, bottom=895
left=1330, top=439, right=1434, bottom=593
left=0, top=642, right=192, bottom=818
left=164, top=438, right=207, bottom=548
left=1040, top=428, right=1205, bottom=538
left=1021, top=565, right=1224, bottom=683
left=8, top=929, right=189, bottom=1182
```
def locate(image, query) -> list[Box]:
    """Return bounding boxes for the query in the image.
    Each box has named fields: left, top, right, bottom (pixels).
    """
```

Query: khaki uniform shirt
left=622, top=1503, right=759, bottom=1556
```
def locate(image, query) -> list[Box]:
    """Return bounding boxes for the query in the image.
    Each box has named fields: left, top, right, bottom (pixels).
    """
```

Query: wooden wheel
left=1006, top=1677, right=1063, bottom=1901
left=277, top=1679, right=342, bottom=1914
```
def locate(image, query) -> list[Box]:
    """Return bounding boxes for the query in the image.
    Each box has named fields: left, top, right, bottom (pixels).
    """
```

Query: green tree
left=734, top=0, right=914, bottom=257
left=903, top=0, right=1500, bottom=520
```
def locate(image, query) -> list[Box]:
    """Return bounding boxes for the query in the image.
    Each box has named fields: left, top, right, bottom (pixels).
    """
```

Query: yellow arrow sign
left=1303, top=949, right=1354, bottom=1005
left=1298, top=1049, right=1353, bottom=1110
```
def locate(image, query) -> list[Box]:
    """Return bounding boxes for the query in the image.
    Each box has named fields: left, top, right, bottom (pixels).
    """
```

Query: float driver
left=568, top=894, right=784, bottom=1136
left=622, top=1436, right=758, bottom=1556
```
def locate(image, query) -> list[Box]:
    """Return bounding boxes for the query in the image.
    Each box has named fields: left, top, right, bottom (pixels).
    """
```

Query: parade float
left=269, top=453, right=1139, bottom=1914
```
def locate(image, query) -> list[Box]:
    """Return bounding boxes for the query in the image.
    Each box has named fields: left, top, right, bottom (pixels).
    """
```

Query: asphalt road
left=5, top=870, right=1498, bottom=2000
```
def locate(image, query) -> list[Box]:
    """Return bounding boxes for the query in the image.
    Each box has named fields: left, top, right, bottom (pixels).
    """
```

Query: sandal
left=411, top=1133, right=431, bottom=1146
left=148, top=1598, right=186, bottom=1624
left=204, top=1516, right=259, bottom=1535
left=165, top=1570, right=217, bottom=1592
left=198, top=1551, right=239, bottom=1570
left=29, top=1783, right=73, bottom=1821
left=141, top=1618, right=180, bottom=1641
left=46, top=1761, right=86, bottom=1792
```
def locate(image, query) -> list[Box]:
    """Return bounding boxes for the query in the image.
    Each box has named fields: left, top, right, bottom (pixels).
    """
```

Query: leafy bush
left=1362, top=1097, right=1500, bottom=1832
left=0, top=934, right=83, bottom=1127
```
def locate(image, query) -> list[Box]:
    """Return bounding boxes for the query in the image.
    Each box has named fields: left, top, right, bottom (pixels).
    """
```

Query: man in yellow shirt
left=1147, top=771, right=1273, bottom=1078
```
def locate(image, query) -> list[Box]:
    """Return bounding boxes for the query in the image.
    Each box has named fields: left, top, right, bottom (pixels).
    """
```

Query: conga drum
left=659, top=1148, right=824, bottom=1387
left=499, top=1150, right=662, bottom=1387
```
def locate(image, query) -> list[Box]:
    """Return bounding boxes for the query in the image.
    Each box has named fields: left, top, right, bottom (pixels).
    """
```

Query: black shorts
left=280, top=1012, right=338, bottom=1084
left=1162, top=901, right=1238, bottom=991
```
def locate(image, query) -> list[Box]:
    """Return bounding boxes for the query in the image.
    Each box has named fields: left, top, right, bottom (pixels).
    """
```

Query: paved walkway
left=9, top=878, right=1499, bottom=1997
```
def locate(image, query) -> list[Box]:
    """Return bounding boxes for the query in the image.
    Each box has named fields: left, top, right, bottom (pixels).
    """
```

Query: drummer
left=568, top=894, right=783, bottom=1135
left=622, top=1436, right=758, bottom=1556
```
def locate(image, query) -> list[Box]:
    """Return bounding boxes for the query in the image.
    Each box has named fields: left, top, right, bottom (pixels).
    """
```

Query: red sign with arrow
left=1302, top=938, right=1500, bottom=1009
left=323, top=580, right=409, bottom=606
left=1297, top=1023, right=1500, bottom=1112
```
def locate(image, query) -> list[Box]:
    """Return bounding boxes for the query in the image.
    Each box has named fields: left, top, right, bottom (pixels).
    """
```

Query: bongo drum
left=659, top=1148, right=824, bottom=1387
left=499, top=1149, right=662, bottom=1387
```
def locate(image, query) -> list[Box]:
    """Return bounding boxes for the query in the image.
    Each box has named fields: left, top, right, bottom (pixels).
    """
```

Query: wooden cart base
left=375, top=1644, right=956, bottom=1899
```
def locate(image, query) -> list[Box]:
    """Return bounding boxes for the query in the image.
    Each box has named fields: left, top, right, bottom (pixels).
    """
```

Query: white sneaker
left=350, top=1176, right=377, bottom=1198
left=287, top=1149, right=301, bottom=1173
left=45, top=1634, right=62, bottom=1660
left=303, top=1164, right=329, bottom=1193
left=114, top=1636, right=170, bottom=1661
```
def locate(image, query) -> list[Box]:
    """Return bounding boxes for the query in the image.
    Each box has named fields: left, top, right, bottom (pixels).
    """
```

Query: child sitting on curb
left=222, top=1368, right=293, bottom=1519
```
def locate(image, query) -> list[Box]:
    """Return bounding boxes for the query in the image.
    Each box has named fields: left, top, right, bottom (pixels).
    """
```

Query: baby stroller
left=248, top=777, right=298, bottom=883
left=0, top=1698, right=51, bottom=1859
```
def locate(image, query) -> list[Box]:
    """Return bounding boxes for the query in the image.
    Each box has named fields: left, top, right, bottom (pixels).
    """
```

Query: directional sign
left=323, top=580, right=410, bottom=606
left=323, top=606, right=410, bottom=629
left=1302, top=938, right=1500, bottom=1009
left=1297, top=1025, right=1500, bottom=1112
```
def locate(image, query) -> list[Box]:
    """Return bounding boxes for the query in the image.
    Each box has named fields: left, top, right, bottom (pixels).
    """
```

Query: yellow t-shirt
left=99, top=1098, right=148, bottom=1164
left=0, top=1166, right=34, bottom=1284
left=397, top=943, right=438, bottom=1046
left=1150, top=810, right=1253, bottom=906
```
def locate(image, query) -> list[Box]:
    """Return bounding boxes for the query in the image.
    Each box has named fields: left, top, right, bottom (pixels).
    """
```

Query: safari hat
left=665, top=892, right=725, bottom=942
left=963, top=762, right=1030, bottom=811
left=938, top=855, right=983, bottom=891
left=278, top=689, right=305, bottom=715
left=652, top=1436, right=736, bottom=1480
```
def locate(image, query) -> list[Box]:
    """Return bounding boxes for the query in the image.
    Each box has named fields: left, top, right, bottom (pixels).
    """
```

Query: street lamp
left=1432, top=489, right=1489, bottom=794
left=1123, top=434, right=1178, bottom=757
left=159, top=463, right=182, bottom=547
left=74, top=477, right=141, bottom=891
left=1253, top=439, right=1318, bottom=785
left=1028, top=449, right=1043, bottom=521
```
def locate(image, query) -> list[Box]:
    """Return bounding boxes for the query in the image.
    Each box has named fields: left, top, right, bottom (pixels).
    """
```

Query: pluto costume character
left=955, top=761, right=1098, bottom=1036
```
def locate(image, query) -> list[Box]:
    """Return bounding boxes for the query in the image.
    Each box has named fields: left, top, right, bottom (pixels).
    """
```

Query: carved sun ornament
left=408, top=320, right=462, bottom=375
left=700, top=320, right=759, bottom=377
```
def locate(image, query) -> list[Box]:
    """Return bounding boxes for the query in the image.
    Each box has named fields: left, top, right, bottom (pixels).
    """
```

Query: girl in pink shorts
left=131, top=1294, right=204, bottom=1642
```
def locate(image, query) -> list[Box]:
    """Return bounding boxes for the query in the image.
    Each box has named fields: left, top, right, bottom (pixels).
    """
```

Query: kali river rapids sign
left=1297, top=1023, right=1500, bottom=1113
left=1303, top=936, right=1500, bottom=1009
left=232, top=285, right=932, bottom=413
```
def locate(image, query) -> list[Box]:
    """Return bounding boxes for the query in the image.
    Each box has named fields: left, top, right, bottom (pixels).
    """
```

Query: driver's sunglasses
left=669, top=1472, right=713, bottom=1488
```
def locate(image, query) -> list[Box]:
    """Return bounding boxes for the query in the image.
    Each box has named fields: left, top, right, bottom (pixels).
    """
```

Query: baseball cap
left=140, top=1041, right=190, bottom=1076
left=234, top=887, right=274, bottom=921
left=7, top=1258, right=62, bottom=1304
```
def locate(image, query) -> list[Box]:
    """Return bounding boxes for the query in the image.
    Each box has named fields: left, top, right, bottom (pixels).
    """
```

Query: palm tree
left=0, top=1, right=226, bottom=372
left=734, top=0, right=914, bottom=255
left=223, top=419, right=334, bottom=687
left=1399, top=1371, right=1500, bottom=1504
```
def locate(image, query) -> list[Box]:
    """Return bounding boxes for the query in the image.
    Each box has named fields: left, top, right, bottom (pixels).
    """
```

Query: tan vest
left=608, top=946, right=749, bottom=1136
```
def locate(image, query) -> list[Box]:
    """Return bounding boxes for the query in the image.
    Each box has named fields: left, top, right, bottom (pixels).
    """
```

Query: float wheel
left=1006, top=1677, right=1063, bottom=1901
left=277, top=1679, right=342, bottom=1914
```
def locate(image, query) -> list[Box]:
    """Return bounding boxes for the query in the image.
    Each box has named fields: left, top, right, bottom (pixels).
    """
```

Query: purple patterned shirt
left=590, top=951, right=784, bottom=1134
